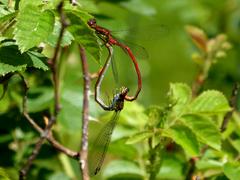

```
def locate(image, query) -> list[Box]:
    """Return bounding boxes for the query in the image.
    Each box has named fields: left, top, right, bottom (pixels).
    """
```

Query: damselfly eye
left=88, top=18, right=96, bottom=27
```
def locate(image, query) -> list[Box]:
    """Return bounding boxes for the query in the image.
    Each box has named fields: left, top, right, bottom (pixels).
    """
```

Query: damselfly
left=88, top=87, right=129, bottom=176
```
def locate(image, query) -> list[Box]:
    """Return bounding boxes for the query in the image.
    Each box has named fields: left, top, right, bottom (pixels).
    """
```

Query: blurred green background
left=85, top=0, right=240, bottom=105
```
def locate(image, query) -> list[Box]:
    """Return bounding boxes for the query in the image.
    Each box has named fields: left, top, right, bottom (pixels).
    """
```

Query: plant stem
left=79, top=45, right=90, bottom=180
left=192, top=56, right=211, bottom=97
left=147, top=137, right=162, bottom=180
left=221, top=82, right=239, bottom=132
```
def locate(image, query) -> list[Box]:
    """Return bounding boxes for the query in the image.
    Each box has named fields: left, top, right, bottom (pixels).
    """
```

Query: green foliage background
left=0, top=0, right=240, bottom=180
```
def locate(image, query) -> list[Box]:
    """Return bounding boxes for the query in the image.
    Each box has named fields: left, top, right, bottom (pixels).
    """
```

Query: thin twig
left=79, top=45, right=90, bottom=180
left=21, top=83, right=79, bottom=159
left=18, top=73, right=78, bottom=179
left=221, top=82, right=239, bottom=132
left=19, top=2, right=68, bottom=179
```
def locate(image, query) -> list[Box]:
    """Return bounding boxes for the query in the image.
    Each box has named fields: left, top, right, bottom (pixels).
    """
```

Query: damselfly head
left=87, top=18, right=97, bottom=28
left=120, top=87, right=129, bottom=98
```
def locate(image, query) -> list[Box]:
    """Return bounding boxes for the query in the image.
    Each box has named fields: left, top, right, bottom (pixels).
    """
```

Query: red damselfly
left=88, top=18, right=142, bottom=102
left=88, top=87, right=129, bottom=176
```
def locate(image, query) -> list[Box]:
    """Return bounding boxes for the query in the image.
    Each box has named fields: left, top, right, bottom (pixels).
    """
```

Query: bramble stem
left=79, top=45, right=90, bottom=180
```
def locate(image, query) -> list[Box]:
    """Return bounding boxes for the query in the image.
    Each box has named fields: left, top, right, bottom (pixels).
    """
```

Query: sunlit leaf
left=189, top=90, right=231, bottom=115
left=223, top=162, right=240, bottom=180
left=18, top=0, right=43, bottom=10
left=163, top=125, right=199, bottom=156
left=14, top=5, right=54, bottom=52
left=181, top=114, right=221, bottom=150
left=169, top=83, right=192, bottom=116
left=45, top=20, right=74, bottom=47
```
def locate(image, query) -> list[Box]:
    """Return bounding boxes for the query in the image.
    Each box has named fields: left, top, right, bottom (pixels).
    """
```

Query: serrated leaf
left=181, top=114, right=221, bottom=150
left=169, top=83, right=192, bottom=116
left=162, top=125, right=199, bottom=156
left=189, top=90, right=231, bottom=115
left=0, top=45, right=49, bottom=76
left=26, top=51, right=49, bottom=70
left=126, top=131, right=153, bottom=144
left=102, top=160, right=144, bottom=179
left=14, top=5, right=54, bottom=52
left=65, top=10, right=101, bottom=63
left=46, top=20, right=74, bottom=47
left=223, top=162, right=240, bottom=180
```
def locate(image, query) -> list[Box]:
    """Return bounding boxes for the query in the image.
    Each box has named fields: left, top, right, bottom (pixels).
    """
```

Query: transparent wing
left=112, top=23, right=170, bottom=42
left=88, top=112, right=120, bottom=176
left=111, top=53, right=119, bottom=84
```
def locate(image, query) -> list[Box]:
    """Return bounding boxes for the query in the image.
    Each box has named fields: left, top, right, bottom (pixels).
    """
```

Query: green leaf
left=26, top=51, right=49, bottom=71
left=0, top=45, right=49, bottom=76
left=46, top=20, right=74, bottom=47
left=0, top=12, right=17, bottom=24
left=102, top=160, right=144, bottom=179
left=14, top=5, right=54, bottom=52
left=196, top=159, right=223, bottom=170
left=223, top=162, right=240, bottom=180
left=109, top=139, right=138, bottom=159
left=162, top=125, right=199, bottom=156
left=48, top=172, right=71, bottom=180
left=157, top=153, right=185, bottom=179
left=189, top=90, right=231, bottom=115
left=126, top=131, right=153, bottom=144
left=65, top=10, right=101, bottom=63
left=18, top=0, right=43, bottom=10
left=181, top=114, right=221, bottom=150
left=169, top=83, right=192, bottom=116
left=0, top=167, right=10, bottom=180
